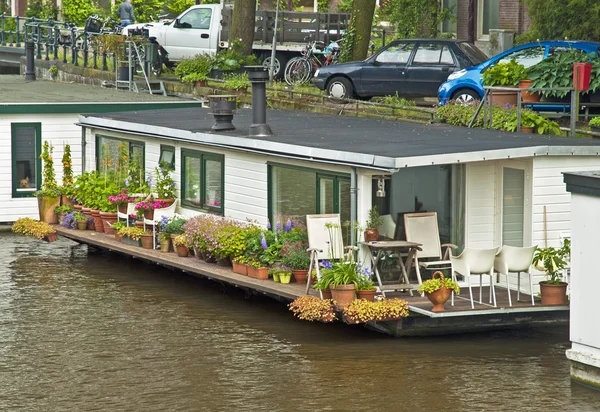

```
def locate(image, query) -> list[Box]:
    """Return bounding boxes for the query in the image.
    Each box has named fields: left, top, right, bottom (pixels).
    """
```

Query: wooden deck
left=54, top=226, right=569, bottom=337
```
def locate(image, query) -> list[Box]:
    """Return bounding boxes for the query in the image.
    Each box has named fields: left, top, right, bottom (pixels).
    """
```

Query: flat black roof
left=88, top=107, right=600, bottom=160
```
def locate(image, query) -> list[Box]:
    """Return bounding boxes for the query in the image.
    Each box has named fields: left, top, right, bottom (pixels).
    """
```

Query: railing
left=0, top=18, right=149, bottom=73
left=470, top=86, right=577, bottom=136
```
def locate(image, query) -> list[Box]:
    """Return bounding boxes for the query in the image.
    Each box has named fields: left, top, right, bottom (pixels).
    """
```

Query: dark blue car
left=311, top=39, right=487, bottom=100
left=438, top=40, right=600, bottom=105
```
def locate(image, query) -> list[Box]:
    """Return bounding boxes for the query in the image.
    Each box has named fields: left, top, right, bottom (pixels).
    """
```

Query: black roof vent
left=208, top=95, right=237, bottom=131
left=246, top=66, right=273, bottom=137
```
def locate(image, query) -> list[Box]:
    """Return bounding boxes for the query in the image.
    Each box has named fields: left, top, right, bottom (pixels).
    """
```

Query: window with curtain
left=270, top=164, right=350, bottom=227
left=387, top=164, right=465, bottom=249
left=442, top=0, right=458, bottom=34
left=12, top=123, right=41, bottom=197
left=181, top=149, right=224, bottom=213
left=480, top=0, right=499, bottom=36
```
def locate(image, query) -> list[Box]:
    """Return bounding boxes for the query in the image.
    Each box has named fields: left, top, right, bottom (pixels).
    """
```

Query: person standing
left=117, top=0, right=135, bottom=27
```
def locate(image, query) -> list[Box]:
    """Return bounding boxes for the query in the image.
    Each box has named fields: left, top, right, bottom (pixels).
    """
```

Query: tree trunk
left=351, top=0, right=376, bottom=61
left=230, top=0, right=257, bottom=56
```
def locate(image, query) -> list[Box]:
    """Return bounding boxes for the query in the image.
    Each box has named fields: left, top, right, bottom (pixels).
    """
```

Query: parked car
left=311, top=39, right=488, bottom=100
left=438, top=40, right=600, bottom=105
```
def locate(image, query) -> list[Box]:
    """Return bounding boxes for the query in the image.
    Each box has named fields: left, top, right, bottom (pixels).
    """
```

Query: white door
left=165, top=7, right=214, bottom=59
left=496, top=160, right=532, bottom=248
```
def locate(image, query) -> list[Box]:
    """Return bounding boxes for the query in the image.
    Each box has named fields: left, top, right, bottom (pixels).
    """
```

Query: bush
left=520, top=0, right=600, bottom=44
left=174, top=54, right=212, bottom=81
left=435, top=101, right=561, bottom=135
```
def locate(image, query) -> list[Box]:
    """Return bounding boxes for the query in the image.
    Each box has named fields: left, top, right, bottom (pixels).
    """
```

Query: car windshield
left=457, top=42, right=488, bottom=65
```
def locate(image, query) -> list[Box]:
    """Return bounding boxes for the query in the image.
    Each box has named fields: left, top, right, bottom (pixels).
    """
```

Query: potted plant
left=158, top=231, right=171, bottom=253
left=327, top=260, right=363, bottom=309
left=135, top=197, right=168, bottom=220
left=12, top=217, right=57, bottom=242
left=364, top=206, right=383, bottom=242
left=173, top=234, right=191, bottom=257
left=54, top=204, right=74, bottom=225
left=73, top=211, right=89, bottom=230
left=59, top=143, right=75, bottom=206
left=589, top=117, right=600, bottom=133
left=280, top=241, right=311, bottom=283
left=175, top=54, right=212, bottom=87
left=247, top=259, right=269, bottom=280
left=119, top=226, right=146, bottom=247
left=288, top=296, right=337, bottom=322
left=112, top=221, right=127, bottom=241
left=154, top=160, right=177, bottom=204
left=342, top=298, right=409, bottom=324
left=482, top=59, right=526, bottom=107
left=36, top=141, right=61, bottom=224
left=109, top=190, right=132, bottom=215
left=356, top=271, right=377, bottom=301
left=417, top=271, right=460, bottom=312
left=518, top=69, right=541, bottom=103
left=232, top=255, right=249, bottom=275
left=313, top=264, right=334, bottom=299
left=223, top=72, right=250, bottom=93
left=532, top=240, right=570, bottom=305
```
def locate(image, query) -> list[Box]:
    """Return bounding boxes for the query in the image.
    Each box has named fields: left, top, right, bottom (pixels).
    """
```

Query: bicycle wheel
left=285, top=57, right=311, bottom=86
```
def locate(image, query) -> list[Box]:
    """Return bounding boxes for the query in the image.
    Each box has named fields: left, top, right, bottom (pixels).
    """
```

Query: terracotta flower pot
left=540, top=282, right=568, bottom=305
left=519, top=79, right=541, bottom=103
left=330, top=284, right=356, bottom=309
left=140, top=234, right=153, bottom=249
left=357, top=289, right=377, bottom=302
left=520, top=126, right=534, bottom=134
left=232, top=261, right=247, bottom=275
left=320, top=289, right=333, bottom=300
left=115, top=232, right=122, bottom=242
left=364, top=228, right=378, bottom=242
left=425, top=287, right=452, bottom=312
left=37, top=196, right=60, bottom=224
left=61, top=194, right=74, bottom=207
left=248, top=266, right=268, bottom=280
left=488, top=88, right=518, bottom=107
left=99, top=211, right=118, bottom=235
left=45, top=233, right=57, bottom=243
left=90, top=210, right=104, bottom=233
left=176, top=245, right=189, bottom=257
left=292, top=269, right=309, bottom=284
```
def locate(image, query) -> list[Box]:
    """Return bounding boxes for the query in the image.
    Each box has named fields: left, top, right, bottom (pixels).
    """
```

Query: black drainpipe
left=245, top=65, right=273, bottom=137
left=81, top=126, right=86, bottom=174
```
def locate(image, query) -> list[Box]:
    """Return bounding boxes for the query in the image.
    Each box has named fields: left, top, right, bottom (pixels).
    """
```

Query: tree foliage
left=25, top=0, right=57, bottom=19
left=62, top=0, right=99, bottom=25
left=381, top=0, right=454, bottom=39
left=111, top=0, right=163, bottom=24
left=518, top=0, right=600, bottom=44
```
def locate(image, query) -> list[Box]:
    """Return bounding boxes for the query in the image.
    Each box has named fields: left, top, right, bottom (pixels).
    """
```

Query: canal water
left=1, top=232, right=600, bottom=411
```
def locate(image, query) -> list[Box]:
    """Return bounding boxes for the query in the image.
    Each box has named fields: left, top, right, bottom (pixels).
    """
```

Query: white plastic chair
left=117, top=202, right=137, bottom=226
left=378, top=214, right=396, bottom=240
left=404, top=212, right=458, bottom=285
left=143, top=199, right=178, bottom=249
left=494, top=245, right=537, bottom=307
left=450, top=247, right=499, bottom=309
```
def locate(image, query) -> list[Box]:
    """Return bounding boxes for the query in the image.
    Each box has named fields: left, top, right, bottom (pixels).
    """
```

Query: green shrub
left=482, top=59, right=527, bottom=87
left=174, top=54, right=212, bottom=80
left=589, top=117, right=600, bottom=127
left=62, top=0, right=98, bottom=25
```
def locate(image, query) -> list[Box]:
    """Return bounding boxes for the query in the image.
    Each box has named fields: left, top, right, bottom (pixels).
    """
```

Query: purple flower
left=284, top=219, right=292, bottom=232
left=290, top=220, right=295, bottom=229
left=261, top=233, right=268, bottom=250
left=321, top=260, right=332, bottom=269
left=505, top=103, right=510, bottom=109
left=267, top=221, right=271, bottom=230
left=146, top=175, right=153, bottom=187
left=276, top=221, right=281, bottom=231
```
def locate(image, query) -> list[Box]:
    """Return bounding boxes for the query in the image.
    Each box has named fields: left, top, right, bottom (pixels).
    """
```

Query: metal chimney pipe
left=245, top=65, right=273, bottom=137
left=24, top=41, right=36, bottom=81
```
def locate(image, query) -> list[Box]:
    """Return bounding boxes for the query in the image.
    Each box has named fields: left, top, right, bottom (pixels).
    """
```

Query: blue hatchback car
left=437, top=41, right=600, bottom=105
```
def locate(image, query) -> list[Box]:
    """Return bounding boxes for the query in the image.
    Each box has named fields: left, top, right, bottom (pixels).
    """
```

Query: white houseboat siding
left=1, top=113, right=82, bottom=223
left=87, top=129, right=365, bottom=227
left=464, top=155, right=600, bottom=294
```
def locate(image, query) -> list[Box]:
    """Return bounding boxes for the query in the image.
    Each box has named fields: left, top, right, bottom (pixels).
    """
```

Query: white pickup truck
left=124, top=2, right=348, bottom=76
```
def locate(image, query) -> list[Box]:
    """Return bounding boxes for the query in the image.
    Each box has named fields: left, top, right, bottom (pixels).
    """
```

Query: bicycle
left=75, top=15, right=123, bottom=51
left=284, top=38, right=341, bottom=86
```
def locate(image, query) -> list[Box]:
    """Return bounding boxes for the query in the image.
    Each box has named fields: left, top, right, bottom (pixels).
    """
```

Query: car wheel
left=451, top=89, right=479, bottom=105
left=262, top=54, right=288, bottom=79
left=327, top=77, right=354, bottom=100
